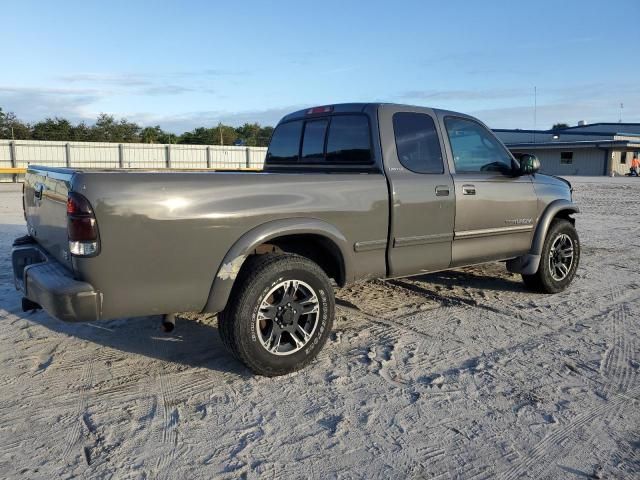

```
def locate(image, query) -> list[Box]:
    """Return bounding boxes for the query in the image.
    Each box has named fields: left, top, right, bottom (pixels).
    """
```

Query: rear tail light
left=67, top=192, right=99, bottom=256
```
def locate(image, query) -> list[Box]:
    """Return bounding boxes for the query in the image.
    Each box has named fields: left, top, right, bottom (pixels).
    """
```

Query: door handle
left=435, top=185, right=450, bottom=196
left=462, top=184, right=476, bottom=195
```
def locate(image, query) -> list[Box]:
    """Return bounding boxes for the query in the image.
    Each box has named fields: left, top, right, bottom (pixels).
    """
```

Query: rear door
left=438, top=115, right=537, bottom=266
left=379, top=105, right=455, bottom=277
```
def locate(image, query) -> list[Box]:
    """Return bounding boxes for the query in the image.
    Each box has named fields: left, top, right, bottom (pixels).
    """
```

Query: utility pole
left=218, top=122, right=223, bottom=146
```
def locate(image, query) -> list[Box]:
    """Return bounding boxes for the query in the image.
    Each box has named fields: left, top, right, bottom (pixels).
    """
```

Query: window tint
left=392, top=113, right=444, bottom=174
left=301, top=119, right=328, bottom=160
left=266, top=120, right=303, bottom=163
left=445, top=117, right=513, bottom=174
left=326, top=115, right=372, bottom=163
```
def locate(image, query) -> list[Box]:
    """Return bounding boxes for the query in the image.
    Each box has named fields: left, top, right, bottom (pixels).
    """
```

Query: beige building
left=494, top=123, right=640, bottom=176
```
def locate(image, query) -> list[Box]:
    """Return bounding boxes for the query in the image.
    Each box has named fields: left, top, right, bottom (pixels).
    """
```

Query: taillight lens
left=67, top=192, right=99, bottom=256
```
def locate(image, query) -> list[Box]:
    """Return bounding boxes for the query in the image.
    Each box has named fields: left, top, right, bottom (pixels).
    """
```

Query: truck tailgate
left=23, top=167, right=75, bottom=269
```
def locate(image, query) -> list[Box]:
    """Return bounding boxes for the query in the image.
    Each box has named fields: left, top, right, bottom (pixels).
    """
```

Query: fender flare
left=531, top=199, right=580, bottom=255
left=507, top=199, right=579, bottom=275
left=202, top=218, right=353, bottom=314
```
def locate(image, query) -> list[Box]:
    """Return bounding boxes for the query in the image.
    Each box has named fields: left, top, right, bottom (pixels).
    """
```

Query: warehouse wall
left=610, top=150, right=640, bottom=176
left=511, top=148, right=606, bottom=176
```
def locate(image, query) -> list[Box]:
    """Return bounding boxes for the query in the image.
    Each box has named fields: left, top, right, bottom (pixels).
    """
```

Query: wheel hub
left=279, top=306, right=298, bottom=328
left=256, top=279, right=320, bottom=356
left=549, top=233, right=574, bottom=281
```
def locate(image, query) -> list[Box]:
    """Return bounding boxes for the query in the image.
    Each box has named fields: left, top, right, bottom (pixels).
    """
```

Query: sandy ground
left=0, top=178, right=639, bottom=479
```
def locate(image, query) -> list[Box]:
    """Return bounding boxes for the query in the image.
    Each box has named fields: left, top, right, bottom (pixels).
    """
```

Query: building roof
left=493, top=127, right=640, bottom=138
left=506, top=139, right=640, bottom=150
left=555, top=122, right=640, bottom=131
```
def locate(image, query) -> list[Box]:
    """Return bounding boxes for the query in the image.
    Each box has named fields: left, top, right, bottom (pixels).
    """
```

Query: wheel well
left=246, top=234, right=345, bottom=286
left=553, top=209, right=576, bottom=225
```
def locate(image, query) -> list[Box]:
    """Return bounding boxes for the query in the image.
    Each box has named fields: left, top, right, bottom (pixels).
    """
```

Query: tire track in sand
left=502, top=297, right=639, bottom=479
left=150, top=336, right=182, bottom=480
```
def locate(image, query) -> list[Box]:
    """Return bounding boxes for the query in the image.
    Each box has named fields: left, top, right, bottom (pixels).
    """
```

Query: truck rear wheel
left=522, top=218, right=580, bottom=293
left=218, top=253, right=335, bottom=376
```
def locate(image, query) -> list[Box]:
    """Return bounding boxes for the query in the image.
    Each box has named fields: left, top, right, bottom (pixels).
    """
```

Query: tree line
left=0, top=107, right=274, bottom=147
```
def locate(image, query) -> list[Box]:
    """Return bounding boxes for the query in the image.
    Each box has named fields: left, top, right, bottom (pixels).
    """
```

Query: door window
left=392, top=112, right=444, bottom=174
left=445, top=117, right=514, bottom=174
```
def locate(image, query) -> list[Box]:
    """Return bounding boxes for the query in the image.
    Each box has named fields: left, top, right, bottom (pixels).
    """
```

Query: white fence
left=0, top=140, right=267, bottom=181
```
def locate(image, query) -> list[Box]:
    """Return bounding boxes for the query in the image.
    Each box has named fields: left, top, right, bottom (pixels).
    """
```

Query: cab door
left=438, top=114, right=538, bottom=266
left=379, top=105, right=455, bottom=277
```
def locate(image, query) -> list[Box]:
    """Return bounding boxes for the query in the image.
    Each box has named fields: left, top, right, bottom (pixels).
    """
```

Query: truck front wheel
left=522, top=218, right=580, bottom=293
left=218, top=254, right=335, bottom=376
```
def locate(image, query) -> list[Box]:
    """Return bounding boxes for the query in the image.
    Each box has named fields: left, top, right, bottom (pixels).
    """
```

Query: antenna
left=533, top=86, right=537, bottom=143
left=619, top=103, right=623, bottom=123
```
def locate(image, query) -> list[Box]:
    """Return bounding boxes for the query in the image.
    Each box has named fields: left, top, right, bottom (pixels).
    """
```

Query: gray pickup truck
left=12, top=103, right=580, bottom=376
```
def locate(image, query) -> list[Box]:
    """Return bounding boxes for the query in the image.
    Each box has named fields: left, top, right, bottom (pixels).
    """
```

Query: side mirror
left=518, top=153, right=540, bottom=175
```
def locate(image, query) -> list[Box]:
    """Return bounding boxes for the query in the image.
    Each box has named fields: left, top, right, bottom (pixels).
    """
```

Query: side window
left=301, top=119, right=328, bottom=160
left=326, top=115, right=372, bottom=164
left=266, top=120, right=303, bottom=163
left=392, top=112, right=444, bottom=174
left=444, top=117, right=514, bottom=174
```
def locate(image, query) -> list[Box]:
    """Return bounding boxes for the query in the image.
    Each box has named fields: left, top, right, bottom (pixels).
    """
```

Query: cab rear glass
left=266, top=114, right=373, bottom=166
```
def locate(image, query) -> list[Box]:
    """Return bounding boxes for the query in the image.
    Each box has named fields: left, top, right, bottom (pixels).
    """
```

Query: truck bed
left=22, top=165, right=389, bottom=319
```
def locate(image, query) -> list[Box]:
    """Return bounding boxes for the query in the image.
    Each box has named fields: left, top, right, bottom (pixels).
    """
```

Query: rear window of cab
left=266, top=114, right=373, bottom=165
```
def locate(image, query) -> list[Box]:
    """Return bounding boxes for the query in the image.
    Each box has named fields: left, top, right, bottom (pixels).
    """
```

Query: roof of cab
left=279, top=103, right=371, bottom=123
left=277, top=102, right=473, bottom=125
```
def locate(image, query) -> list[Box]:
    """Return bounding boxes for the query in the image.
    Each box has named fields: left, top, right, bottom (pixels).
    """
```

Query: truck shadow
left=407, top=267, right=528, bottom=293
left=8, top=266, right=525, bottom=378
left=13, top=305, right=251, bottom=378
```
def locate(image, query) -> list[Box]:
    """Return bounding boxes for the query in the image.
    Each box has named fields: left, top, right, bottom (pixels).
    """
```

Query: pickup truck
left=12, top=103, right=580, bottom=376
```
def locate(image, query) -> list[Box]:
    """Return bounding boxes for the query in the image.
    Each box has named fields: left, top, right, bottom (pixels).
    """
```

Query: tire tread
left=219, top=253, right=334, bottom=376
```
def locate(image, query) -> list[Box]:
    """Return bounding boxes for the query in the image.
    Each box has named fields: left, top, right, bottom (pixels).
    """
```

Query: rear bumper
left=12, top=239, right=101, bottom=322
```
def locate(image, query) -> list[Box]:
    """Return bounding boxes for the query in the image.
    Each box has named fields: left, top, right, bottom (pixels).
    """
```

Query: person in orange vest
left=631, top=154, right=640, bottom=177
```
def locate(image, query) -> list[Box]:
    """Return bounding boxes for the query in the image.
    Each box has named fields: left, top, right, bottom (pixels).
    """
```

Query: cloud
left=0, top=82, right=294, bottom=130
left=398, top=88, right=528, bottom=101
left=130, top=105, right=303, bottom=132
left=0, top=85, right=103, bottom=122
left=140, top=85, right=196, bottom=96
left=57, top=70, right=225, bottom=98
left=59, top=73, right=150, bottom=86
left=60, top=69, right=245, bottom=85
left=396, top=82, right=640, bottom=129
left=473, top=100, right=640, bottom=130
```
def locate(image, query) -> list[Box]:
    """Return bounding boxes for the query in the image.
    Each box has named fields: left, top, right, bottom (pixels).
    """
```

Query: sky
left=3, top=0, right=639, bottom=132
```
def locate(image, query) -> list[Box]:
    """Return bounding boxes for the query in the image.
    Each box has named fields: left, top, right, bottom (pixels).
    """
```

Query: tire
left=218, top=253, right=335, bottom=376
left=522, top=218, right=580, bottom=293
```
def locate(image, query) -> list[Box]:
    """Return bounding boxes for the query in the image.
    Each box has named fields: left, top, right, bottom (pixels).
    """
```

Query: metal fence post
left=118, top=144, right=124, bottom=168
left=9, top=141, right=17, bottom=182
left=65, top=143, right=71, bottom=168
left=245, top=147, right=251, bottom=169
left=166, top=145, right=171, bottom=169
left=206, top=146, right=212, bottom=169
